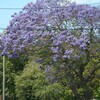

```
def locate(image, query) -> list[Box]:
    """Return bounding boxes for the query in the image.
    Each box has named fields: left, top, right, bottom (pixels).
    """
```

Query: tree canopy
left=0, top=0, right=100, bottom=99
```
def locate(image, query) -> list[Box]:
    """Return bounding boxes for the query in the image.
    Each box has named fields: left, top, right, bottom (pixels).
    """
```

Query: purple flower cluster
left=51, top=30, right=90, bottom=60
left=0, top=0, right=99, bottom=60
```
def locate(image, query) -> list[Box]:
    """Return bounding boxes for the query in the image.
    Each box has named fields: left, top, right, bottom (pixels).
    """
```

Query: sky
left=0, top=0, right=100, bottom=33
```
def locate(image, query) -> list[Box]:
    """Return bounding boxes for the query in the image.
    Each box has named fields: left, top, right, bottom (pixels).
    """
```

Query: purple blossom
left=55, top=40, right=62, bottom=46
left=79, top=43, right=87, bottom=50
left=74, top=54, right=79, bottom=59
left=66, top=35, right=74, bottom=42
left=8, top=54, right=13, bottom=58
left=71, top=42, right=77, bottom=46
left=57, top=35, right=65, bottom=41
left=62, top=55, right=67, bottom=59
left=0, top=0, right=99, bottom=60
left=64, top=49, right=73, bottom=55
left=53, top=54, right=59, bottom=61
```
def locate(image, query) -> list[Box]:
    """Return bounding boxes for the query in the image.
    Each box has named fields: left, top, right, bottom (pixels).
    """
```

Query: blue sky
left=0, top=0, right=36, bottom=33
left=0, top=0, right=100, bottom=33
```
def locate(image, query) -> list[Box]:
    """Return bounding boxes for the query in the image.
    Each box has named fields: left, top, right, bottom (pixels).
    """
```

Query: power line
left=0, top=3, right=99, bottom=32
left=0, top=8, right=22, bottom=10
left=0, top=3, right=100, bottom=10
left=0, top=28, right=6, bottom=30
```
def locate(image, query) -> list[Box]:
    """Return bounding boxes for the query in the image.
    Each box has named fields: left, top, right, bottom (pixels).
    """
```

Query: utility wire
left=0, top=3, right=100, bottom=10
left=0, top=28, right=6, bottom=30
left=0, top=3, right=99, bottom=31
left=0, top=8, right=22, bottom=10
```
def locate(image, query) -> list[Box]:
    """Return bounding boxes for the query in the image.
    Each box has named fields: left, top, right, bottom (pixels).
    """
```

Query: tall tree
left=0, top=0, right=100, bottom=99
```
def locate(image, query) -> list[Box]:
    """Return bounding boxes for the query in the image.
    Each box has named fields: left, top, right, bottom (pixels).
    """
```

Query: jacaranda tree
left=0, top=0, right=100, bottom=99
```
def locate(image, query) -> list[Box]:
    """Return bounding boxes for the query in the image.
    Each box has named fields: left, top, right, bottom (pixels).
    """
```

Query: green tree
left=0, top=54, right=29, bottom=99
left=15, top=59, right=74, bottom=100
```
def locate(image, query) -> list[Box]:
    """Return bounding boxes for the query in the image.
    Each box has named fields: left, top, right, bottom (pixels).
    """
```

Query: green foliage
left=36, top=84, right=75, bottom=100
left=0, top=56, right=16, bottom=99
left=15, top=60, right=46, bottom=100
left=0, top=55, right=29, bottom=99
left=94, top=87, right=100, bottom=100
left=15, top=60, right=74, bottom=100
left=0, top=57, right=3, bottom=95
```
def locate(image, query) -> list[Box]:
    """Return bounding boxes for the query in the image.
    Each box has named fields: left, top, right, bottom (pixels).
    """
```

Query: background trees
left=0, top=0, right=100, bottom=99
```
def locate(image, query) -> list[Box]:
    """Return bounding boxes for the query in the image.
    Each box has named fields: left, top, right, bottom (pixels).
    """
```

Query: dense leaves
left=0, top=0, right=99, bottom=58
left=0, top=55, right=29, bottom=99
left=0, top=0, right=100, bottom=99
left=15, top=60, right=74, bottom=100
